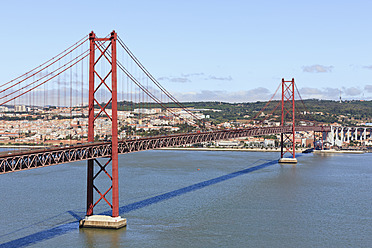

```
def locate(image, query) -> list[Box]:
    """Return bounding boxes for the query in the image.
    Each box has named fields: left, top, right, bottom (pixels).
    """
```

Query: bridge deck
left=0, top=126, right=329, bottom=174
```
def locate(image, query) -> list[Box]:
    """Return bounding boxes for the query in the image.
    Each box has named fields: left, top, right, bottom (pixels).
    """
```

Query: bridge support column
left=278, top=78, right=297, bottom=164
left=360, top=128, right=363, bottom=142
left=86, top=31, right=95, bottom=217
left=326, top=126, right=335, bottom=146
left=355, top=128, right=358, bottom=141
left=334, top=127, right=343, bottom=147
left=80, top=31, right=126, bottom=229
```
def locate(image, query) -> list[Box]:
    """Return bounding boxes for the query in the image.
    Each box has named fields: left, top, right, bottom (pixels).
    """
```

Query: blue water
left=0, top=150, right=371, bottom=247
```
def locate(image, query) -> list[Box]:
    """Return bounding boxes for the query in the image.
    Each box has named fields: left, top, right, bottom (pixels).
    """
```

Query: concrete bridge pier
left=334, top=127, right=341, bottom=146
left=326, top=126, right=335, bottom=146
left=355, top=128, right=358, bottom=141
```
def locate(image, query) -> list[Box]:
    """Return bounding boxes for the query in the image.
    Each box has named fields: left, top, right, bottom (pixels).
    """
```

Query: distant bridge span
left=0, top=125, right=329, bottom=174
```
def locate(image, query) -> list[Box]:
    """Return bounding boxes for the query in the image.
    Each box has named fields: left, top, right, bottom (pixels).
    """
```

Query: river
left=0, top=150, right=371, bottom=247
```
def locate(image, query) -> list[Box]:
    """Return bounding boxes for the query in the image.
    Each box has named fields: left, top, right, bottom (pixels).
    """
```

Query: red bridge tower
left=79, top=31, right=126, bottom=228
left=279, top=78, right=297, bottom=164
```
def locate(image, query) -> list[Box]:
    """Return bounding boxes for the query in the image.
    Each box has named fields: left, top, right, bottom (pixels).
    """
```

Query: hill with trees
left=117, top=99, right=372, bottom=126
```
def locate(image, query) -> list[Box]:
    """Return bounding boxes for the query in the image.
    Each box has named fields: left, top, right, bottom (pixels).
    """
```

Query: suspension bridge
left=0, top=31, right=370, bottom=228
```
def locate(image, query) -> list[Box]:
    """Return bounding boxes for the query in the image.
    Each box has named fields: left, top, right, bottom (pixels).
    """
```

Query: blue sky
left=1, top=0, right=372, bottom=102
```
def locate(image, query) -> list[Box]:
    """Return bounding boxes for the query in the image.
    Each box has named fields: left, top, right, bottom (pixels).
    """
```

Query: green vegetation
left=100, top=99, right=372, bottom=126
left=148, top=99, right=372, bottom=125
left=2, top=99, right=371, bottom=126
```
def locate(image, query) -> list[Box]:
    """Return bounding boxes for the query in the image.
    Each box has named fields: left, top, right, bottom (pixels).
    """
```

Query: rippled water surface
left=0, top=150, right=371, bottom=247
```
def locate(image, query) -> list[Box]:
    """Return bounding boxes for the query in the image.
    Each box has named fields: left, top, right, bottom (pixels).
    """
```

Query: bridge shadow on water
left=0, top=158, right=279, bottom=248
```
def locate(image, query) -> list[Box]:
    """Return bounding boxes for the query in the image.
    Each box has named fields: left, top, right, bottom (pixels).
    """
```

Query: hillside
left=117, top=99, right=372, bottom=125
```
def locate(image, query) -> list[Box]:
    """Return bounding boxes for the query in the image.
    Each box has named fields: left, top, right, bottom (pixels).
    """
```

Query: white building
left=14, top=105, right=26, bottom=112
left=0, top=106, right=9, bottom=112
left=133, top=108, right=162, bottom=115
left=217, top=140, right=241, bottom=147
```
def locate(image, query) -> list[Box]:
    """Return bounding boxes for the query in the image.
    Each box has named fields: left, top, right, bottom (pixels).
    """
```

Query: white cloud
left=158, top=73, right=232, bottom=83
left=364, top=85, right=372, bottom=93
left=298, top=86, right=367, bottom=100
left=181, top=73, right=205, bottom=77
left=299, top=87, right=339, bottom=99
left=207, top=75, right=233, bottom=81
left=172, top=87, right=272, bottom=102
left=157, top=76, right=191, bottom=83
left=342, top=87, right=362, bottom=96
left=302, top=64, right=334, bottom=73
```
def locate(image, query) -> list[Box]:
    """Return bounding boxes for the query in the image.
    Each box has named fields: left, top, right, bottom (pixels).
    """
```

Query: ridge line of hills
left=117, top=99, right=372, bottom=125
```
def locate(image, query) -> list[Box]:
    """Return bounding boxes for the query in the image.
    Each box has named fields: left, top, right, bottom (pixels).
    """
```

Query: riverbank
left=159, top=147, right=367, bottom=154
left=313, top=149, right=365, bottom=154
left=158, top=147, right=306, bottom=153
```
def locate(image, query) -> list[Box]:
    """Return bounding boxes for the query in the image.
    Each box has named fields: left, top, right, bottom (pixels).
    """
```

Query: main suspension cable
left=0, top=36, right=88, bottom=89
left=117, top=36, right=205, bottom=125
left=0, top=51, right=90, bottom=106
left=96, top=40, right=200, bottom=126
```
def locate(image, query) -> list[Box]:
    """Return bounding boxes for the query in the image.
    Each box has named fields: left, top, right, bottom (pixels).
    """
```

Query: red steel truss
left=0, top=125, right=330, bottom=174
left=280, top=78, right=296, bottom=159
left=86, top=31, right=119, bottom=217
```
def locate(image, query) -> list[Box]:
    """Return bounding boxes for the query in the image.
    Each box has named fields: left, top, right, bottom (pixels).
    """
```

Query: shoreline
left=158, top=147, right=367, bottom=154
left=158, top=147, right=302, bottom=153
left=313, top=149, right=365, bottom=154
